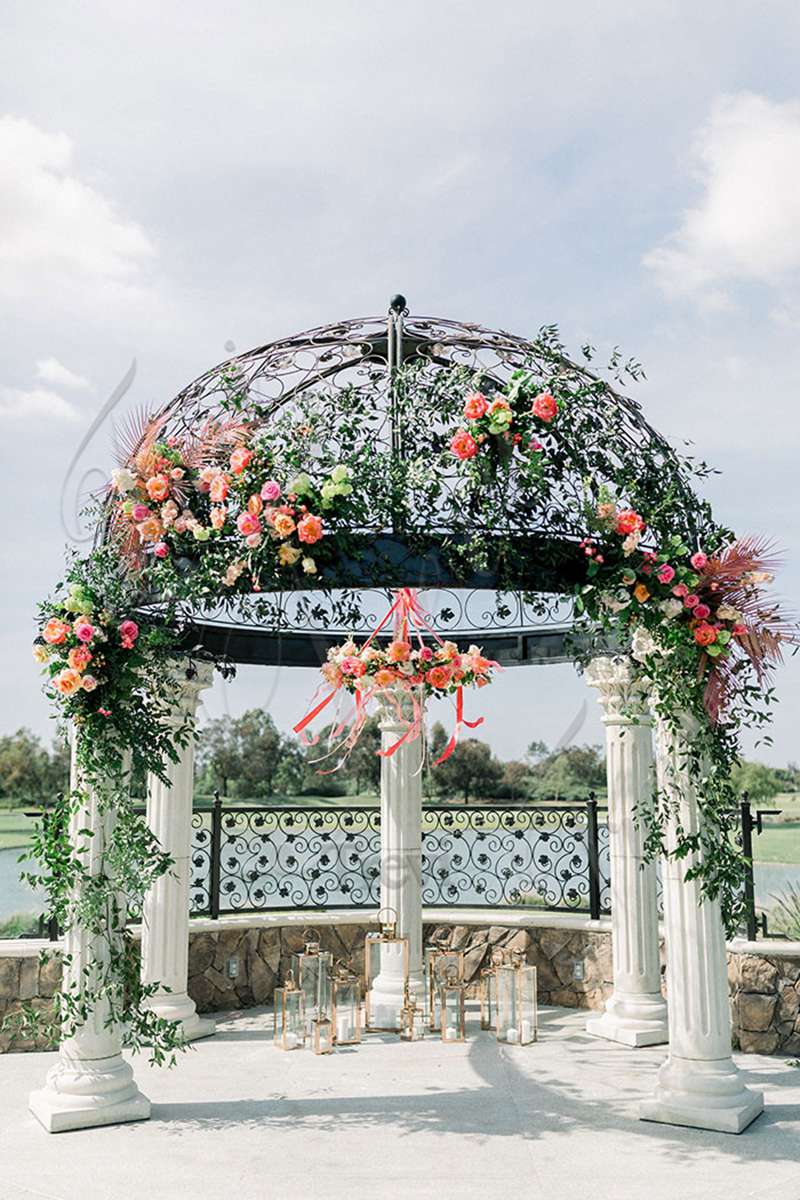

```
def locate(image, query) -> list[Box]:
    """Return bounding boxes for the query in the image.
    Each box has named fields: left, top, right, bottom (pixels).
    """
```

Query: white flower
left=631, top=626, right=661, bottom=663
left=111, top=467, right=136, bottom=493
left=601, top=590, right=632, bottom=613
left=659, top=598, right=683, bottom=620
left=716, top=603, right=740, bottom=621
left=622, top=531, right=642, bottom=557
left=301, top=556, right=317, bottom=575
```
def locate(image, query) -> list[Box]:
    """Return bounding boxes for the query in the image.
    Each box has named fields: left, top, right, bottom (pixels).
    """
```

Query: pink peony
left=230, top=446, right=252, bottom=475
left=531, top=392, right=558, bottom=422
left=387, top=641, right=411, bottom=663
left=297, top=514, right=324, bottom=545
left=656, top=564, right=675, bottom=585
left=237, top=511, right=261, bottom=537
left=463, top=392, right=489, bottom=420
left=153, top=541, right=169, bottom=559
left=261, top=479, right=281, bottom=502
left=450, top=429, right=479, bottom=460
left=690, top=551, right=708, bottom=571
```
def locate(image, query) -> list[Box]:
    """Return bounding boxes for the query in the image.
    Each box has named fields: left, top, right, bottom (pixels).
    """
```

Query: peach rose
left=210, top=506, right=227, bottom=530
left=450, top=429, right=478, bottom=460
left=68, top=646, right=92, bottom=670
left=209, top=474, right=230, bottom=503
left=81, top=675, right=99, bottom=692
left=247, top=493, right=263, bottom=516
left=42, top=617, right=70, bottom=645
left=272, top=512, right=296, bottom=539
left=145, top=474, right=170, bottom=502
left=230, top=446, right=252, bottom=474
left=297, top=514, right=323, bottom=544
left=615, top=509, right=645, bottom=536
left=237, top=512, right=261, bottom=537
left=375, top=668, right=397, bottom=688
left=387, top=640, right=411, bottom=663
left=161, top=499, right=179, bottom=526
left=138, top=516, right=163, bottom=542
left=426, top=666, right=450, bottom=689
left=54, top=668, right=83, bottom=696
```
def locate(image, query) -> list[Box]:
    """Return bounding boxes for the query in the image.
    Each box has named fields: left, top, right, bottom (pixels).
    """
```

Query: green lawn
left=0, top=809, right=38, bottom=852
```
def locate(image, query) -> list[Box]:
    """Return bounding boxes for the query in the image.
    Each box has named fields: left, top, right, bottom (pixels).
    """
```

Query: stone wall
left=3, top=920, right=800, bottom=1057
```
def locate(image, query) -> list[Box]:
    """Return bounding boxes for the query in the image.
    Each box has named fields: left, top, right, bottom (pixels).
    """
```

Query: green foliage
left=0, top=728, right=68, bottom=805
left=731, top=760, right=783, bottom=803
left=428, top=723, right=505, bottom=803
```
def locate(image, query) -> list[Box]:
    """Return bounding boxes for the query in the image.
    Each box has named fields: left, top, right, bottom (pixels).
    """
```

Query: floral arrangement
left=449, top=372, right=559, bottom=469
left=108, top=416, right=355, bottom=591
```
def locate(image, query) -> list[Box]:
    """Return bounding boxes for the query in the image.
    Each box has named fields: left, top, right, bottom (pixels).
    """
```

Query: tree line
left=0, top=718, right=797, bottom=808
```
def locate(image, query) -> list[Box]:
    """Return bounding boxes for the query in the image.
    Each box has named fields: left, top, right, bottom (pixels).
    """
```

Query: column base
left=29, top=1053, right=150, bottom=1134
left=586, top=993, right=668, bottom=1047
left=148, top=994, right=216, bottom=1042
left=639, top=1054, right=764, bottom=1134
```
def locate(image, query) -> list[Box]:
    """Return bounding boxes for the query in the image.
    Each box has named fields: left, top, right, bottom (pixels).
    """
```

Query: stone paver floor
left=1, top=1006, right=800, bottom=1200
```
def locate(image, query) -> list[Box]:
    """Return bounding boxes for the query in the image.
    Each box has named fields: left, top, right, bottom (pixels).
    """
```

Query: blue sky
left=2, top=2, right=799, bottom=765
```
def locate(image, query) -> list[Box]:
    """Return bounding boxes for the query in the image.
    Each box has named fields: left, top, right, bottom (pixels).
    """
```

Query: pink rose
left=450, top=429, right=478, bottom=460
left=153, top=541, right=169, bottom=559
left=341, top=656, right=365, bottom=677
left=530, top=439, right=543, bottom=453
left=237, top=512, right=261, bottom=537
left=684, top=594, right=700, bottom=609
left=132, top=503, right=151, bottom=522
left=81, top=675, right=98, bottom=692
left=297, top=514, right=324, bottom=545
left=74, top=621, right=95, bottom=643
left=531, top=392, right=558, bottom=422
left=261, top=479, right=281, bottom=502
left=672, top=582, right=688, bottom=598
left=463, top=392, right=489, bottom=420
left=656, top=564, right=675, bottom=585
left=419, top=646, right=433, bottom=662
left=245, top=532, right=262, bottom=548
left=692, top=603, right=711, bottom=620
left=119, top=619, right=139, bottom=647
left=690, top=551, right=708, bottom=571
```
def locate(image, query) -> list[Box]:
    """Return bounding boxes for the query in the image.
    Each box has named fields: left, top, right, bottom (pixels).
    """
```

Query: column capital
left=376, top=687, right=420, bottom=732
left=585, top=655, right=650, bottom=724
left=164, top=658, right=214, bottom=724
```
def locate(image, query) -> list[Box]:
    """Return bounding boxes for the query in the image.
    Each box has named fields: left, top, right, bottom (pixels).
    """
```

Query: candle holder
left=441, top=965, right=466, bottom=1043
left=399, top=987, right=426, bottom=1041
left=332, top=961, right=362, bottom=1045
left=365, top=908, right=409, bottom=1032
left=426, top=945, right=465, bottom=1031
left=274, top=971, right=305, bottom=1050
left=311, top=1011, right=334, bottom=1055
left=479, top=947, right=506, bottom=1031
left=496, top=958, right=538, bottom=1046
left=291, top=932, right=333, bottom=1034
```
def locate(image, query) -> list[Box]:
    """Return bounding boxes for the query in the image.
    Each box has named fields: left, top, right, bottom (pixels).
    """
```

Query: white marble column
left=640, top=711, right=763, bottom=1133
left=140, top=661, right=214, bottom=1041
left=30, top=732, right=150, bottom=1133
left=585, top=657, right=668, bottom=1047
left=369, top=694, right=424, bottom=1027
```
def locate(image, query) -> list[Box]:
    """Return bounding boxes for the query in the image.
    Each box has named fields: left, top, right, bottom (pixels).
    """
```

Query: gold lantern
left=399, top=987, right=426, bottom=1042
left=427, top=946, right=465, bottom=1031
left=440, top=965, right=466, bottom=1043
left=311, top=1011, right=334, bottom=1055
left=365, top=908, right=409, bottom=1032
left=479, top=947, right=506, bottom=1031
left=496, top=959, right=538, bottom=1045
left=291, top=933, right=333, bottom=1034
left=274, top=971, right=305, bottom=1050
left=332, top=962, right=362, bottom=1046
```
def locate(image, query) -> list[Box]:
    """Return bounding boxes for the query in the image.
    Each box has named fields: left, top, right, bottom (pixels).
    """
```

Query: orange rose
left=42, top=617, right=69, bottom=645
left=68, top=646, right=92, bottom=670
left=272, top=512, right=296, bottom=539
left=247, top=493, right=264, bottom=516
left=375, top=668, right=397, bottom=688
left=145, top=474, right=170, bottom=502
left=633, top=583, right=650, bottom=604
left=297, top=514, right=323, bottom=544
left=138, top=516, right=163, bottom=542
left=426, top=666, right=451, bottom=689
left=54, top=668, right=83, bottom=696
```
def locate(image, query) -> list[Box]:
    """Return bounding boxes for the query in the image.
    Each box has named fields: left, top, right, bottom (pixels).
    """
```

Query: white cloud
left=0, top=115, right=155, bottom=298
left=0, top=386, right=79, bottom=424
left=35, top=357, right=90, bottom=391
left=644, top=93, right=800, bottom=302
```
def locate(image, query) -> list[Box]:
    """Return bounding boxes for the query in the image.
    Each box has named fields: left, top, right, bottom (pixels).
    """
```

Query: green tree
left=529, top=743, right=606, bottom=801
left=731, top=760, right=782, bottom=803
left=428, top=723, right=504, bottom=803
left=0, top=728, right=69, bottom=806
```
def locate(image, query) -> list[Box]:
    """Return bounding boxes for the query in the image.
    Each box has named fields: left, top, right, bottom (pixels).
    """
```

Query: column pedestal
left=369, top=697, right=424, bottom=1027
left=585, top=657, right=668, bottom=1048
left=30, top=736, right=150, bottom=1133
left=141, top=663, right=215, bottom=1042
left=640, top=712, right=763, bottom=1133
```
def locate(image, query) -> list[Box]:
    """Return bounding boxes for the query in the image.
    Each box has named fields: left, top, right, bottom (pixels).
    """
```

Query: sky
left=1, top=1, right=799, bottom=766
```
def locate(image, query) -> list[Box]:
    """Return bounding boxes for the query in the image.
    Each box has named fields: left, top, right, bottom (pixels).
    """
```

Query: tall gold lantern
left=479, top=947, right=506, bottom=1031
left=291, top=933, right=333, bottom=1034
left=332, top=962, right=362, bottom=1046
left=426, top=946, right=465, bottom=1031
left=365, top=908, right=409, bottom=1032
left=440, top=965, right=467, bottom=1044
left=496, top=959, right=538, bottom=1045
left=273, top=971, right=305, bottom=1050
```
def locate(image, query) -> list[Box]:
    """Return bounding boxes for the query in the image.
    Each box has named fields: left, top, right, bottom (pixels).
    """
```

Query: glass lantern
left=332, top=963, right=362, bottom=1045
left=441, top=966, right=466, bottom=1043
left=311, top=1011, right=334, bottom=1055
left=399, top=988, right=426, bottom=1041
left=365, top=908, right=409, bottom=1032
left=274, top=972, right=305, bottom=1050
left=496, top=961, right=538, bottom=1045
left=291, top=936, right=333, bottom=1034
left=479, top=948, right=506, bottom=1031
left=427, top=947, right=465, bottom=1031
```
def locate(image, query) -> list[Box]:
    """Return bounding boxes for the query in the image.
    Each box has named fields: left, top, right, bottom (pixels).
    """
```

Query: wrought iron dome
left=135, top=297, right=695, bottom=668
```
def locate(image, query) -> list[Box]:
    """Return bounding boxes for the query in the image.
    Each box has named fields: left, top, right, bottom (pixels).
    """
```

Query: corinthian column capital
left=585, top=655, right=650, bottom=725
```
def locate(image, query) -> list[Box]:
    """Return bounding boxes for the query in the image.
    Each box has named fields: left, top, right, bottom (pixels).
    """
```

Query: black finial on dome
left=389, top=294, right=407, bottom=314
